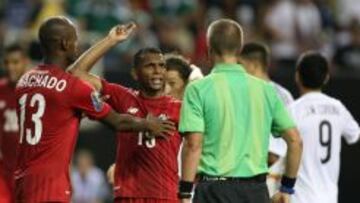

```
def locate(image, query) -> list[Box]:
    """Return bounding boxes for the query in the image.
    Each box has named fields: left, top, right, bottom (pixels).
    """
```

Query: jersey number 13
left=18, top=93, right=46, bottom=145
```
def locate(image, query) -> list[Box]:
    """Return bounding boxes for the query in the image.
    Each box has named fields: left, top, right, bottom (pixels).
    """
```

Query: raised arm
left=67, top=22, right=137, bottom=90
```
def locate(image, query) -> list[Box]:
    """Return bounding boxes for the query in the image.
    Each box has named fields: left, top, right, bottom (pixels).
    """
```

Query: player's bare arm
left=107, top=163, right=116, bottom=185
left=268, top=152, right=280, bottom=166
left=282, top=128, right=302, bottom=178
left=67, top=22, right=137, bottom=90
left=272, top=128, right=303, bottom=203
left=101, top=109, right=175, bottom=138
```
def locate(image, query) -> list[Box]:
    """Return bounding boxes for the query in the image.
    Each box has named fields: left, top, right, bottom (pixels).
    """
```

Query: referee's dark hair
left=240, top=42, right=270, bottom=72
left=165, top=54, right=192, bottom=83
left=296, top=51, right=329, bottom=89
left=207, top=19, right=243, bottom=56
left=133, top=47, right=162, bottom=68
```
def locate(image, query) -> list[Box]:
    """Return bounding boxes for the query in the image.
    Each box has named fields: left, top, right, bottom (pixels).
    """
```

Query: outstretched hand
left=108, top=22, right=137, bottom=43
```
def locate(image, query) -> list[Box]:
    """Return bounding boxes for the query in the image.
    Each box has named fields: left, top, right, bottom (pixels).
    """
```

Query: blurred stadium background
left=0, top=0, right=360, bottom=202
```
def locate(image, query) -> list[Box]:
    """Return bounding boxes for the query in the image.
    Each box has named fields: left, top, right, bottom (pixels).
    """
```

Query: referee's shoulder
left=187, top=74, right=213, bottom=88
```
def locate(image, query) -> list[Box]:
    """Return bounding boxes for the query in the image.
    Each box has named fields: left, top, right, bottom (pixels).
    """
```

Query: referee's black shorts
left=193, top=173, right=269, bottom=203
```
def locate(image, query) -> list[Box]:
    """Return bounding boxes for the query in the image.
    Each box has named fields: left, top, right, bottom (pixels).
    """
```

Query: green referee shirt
left=179, top=63, right=295, bottom=177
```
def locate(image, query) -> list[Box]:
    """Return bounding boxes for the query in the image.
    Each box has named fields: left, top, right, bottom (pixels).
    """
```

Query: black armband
left=178, top=180, right=194, bottom=199
left=281, top=176, right=296, bottom=188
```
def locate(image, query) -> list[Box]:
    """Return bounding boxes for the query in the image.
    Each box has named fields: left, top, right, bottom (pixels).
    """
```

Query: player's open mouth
left=151, top=78, right=163, bottom=86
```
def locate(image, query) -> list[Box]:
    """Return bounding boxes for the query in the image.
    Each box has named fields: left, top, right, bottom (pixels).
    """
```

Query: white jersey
left=269, top=82, right=294, bottom=158
left=271, top=82, right=294, bottom=107
left=290, top=92, right=360, bottom=203
left=267, top=82, right=294, bottom=196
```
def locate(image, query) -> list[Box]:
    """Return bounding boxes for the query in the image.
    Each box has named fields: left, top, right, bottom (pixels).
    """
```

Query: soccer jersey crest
left=90, top=91, right=104, bottom=112
left=158, top=113, right=168, bottom=121
left=127, top=107, right=139, bottom=115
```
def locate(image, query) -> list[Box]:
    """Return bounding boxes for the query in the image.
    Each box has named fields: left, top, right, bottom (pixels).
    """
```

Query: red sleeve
left=69, top=78, right=111, bottom=119
left=101, top=79, right=131, bottom=112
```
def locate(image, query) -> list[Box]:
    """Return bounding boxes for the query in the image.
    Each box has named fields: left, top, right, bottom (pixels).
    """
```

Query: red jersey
left=0, top=160, right=11, bottom=203
left=0, top=79, right=19, bottom=190
left=14, top=65, right=111, bottom=202
left=101, top=80, right=182, bottom=200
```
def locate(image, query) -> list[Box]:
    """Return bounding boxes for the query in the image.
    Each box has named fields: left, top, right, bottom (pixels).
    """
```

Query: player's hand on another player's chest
left=145, top=114, right=176, bottom=139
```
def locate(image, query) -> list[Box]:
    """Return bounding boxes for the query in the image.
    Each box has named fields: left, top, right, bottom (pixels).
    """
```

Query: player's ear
left=131, top=68, right=138, bottom=81
left=295, top=71, right=300, bottom=85
left=60, top=38, right=70, bottom=52
left=323, top=73, right=330, bottom=85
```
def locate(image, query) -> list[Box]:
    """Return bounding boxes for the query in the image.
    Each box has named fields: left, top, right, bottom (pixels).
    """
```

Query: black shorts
left=193, top=174, right=270, bottom=203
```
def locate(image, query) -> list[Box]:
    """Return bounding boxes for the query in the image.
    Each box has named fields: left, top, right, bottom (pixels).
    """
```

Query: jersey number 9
left=319, top=120, right=332, bottom=164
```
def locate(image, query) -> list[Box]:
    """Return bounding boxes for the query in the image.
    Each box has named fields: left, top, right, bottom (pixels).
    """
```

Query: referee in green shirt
left=177, top=19, right=303, bottom=203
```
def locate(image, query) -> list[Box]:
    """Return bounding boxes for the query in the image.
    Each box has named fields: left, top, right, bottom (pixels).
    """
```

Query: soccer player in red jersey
left=0, top=44, right=30, bottom=202
left=14, top=17, right=175, bottom=203
left=69, top=28, right=182, bottom=203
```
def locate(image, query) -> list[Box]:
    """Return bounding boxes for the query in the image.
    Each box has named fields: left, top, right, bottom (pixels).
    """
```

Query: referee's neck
left=213, top=55, right=238, bottom=65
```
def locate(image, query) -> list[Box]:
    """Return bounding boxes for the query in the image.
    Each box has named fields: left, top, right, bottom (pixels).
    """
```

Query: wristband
left=281, top=176, right=296, bottom=188
left=177, top=192, right=192, bottom=199
left=280, top=185, right=295, bottom=194
left=178, top=180, right=194, bottom=199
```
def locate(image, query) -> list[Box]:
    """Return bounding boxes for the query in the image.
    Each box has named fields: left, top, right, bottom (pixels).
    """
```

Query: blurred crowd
left=0, top=0, right=360, bottom=81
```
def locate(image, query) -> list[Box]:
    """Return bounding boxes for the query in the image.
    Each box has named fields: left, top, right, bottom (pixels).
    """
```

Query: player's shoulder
left=271, top=82, right=294, bottom=104
left=0, top=78, right=10, bottom=88
left=271, top=82, right=293, bottom=98
left=247, top=75, right=275, bottom=92
left=291, top=93, right=343, bottom=109
left=166, top=95, right=182, bottom=106
left=321, top=94, right=344, bottom=105
left=322, top=94, right=348, bottom=113
left=102, top=79, right=136, bottom=96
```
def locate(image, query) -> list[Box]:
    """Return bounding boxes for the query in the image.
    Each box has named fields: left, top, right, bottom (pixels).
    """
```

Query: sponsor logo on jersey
left=90, top=91, right=104, bottom=112
left=158, top=114, right=168, bottom=121
left=127, top=107, right=139, bottom=114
